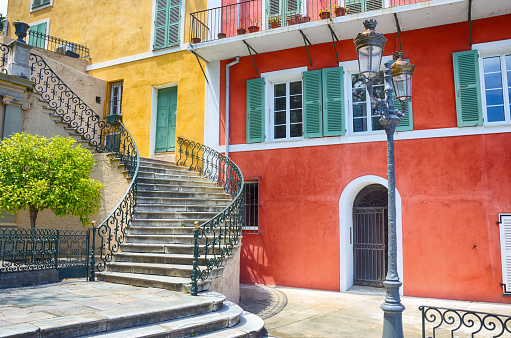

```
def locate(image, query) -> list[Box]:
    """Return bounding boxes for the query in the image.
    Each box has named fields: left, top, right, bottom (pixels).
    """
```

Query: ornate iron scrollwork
left=177, top=137, right=244, bottom=295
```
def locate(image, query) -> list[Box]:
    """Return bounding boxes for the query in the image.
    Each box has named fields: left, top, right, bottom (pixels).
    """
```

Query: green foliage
left=0, top=133, right=103, bottom=227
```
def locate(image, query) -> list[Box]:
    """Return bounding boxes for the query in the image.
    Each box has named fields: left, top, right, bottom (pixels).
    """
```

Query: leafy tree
left=0, top=133, right=103, bottom=228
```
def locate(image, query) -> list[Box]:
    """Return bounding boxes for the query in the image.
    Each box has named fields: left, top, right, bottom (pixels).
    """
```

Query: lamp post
left=353, top=19, right=415, bottom=338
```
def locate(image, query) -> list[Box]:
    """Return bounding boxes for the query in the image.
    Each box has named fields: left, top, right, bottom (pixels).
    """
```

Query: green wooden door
left=155, top=87, right=177, bottom=152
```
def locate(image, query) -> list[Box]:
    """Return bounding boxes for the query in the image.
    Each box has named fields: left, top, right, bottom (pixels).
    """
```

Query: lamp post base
left=381, top=279, right=405, bottom=338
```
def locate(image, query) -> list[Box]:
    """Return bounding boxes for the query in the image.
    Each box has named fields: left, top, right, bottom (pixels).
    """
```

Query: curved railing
left=29, top=52, right=139, bottom=278
left=176, top=137, right=244, bottom=295
left=420, top=305, right=511, bottom=337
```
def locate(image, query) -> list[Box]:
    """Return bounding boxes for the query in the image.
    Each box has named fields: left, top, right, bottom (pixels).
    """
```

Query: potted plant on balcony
left=319, top=8, right=331, bottom=20
left=248, top=19, right=260, bottom=33
left=268, top=15, right=281, bottom=29
left=191, top=37, right=201, bottom=43
left=217, top=32, right=226, bottom=39
left=237, top=25, right=246, bottom=35
left=334, top=5, right=349, bottom=16
left=302, top=15, right=311, bottom=23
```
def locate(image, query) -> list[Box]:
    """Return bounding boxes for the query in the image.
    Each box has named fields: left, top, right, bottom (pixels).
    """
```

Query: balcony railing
left=27, top=30, right=90, bottom=59
left=190, top=0, right=428, bottom=44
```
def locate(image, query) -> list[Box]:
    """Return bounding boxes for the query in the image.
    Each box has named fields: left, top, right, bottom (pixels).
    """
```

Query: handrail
left=176, top=137, right=244, bottom=295
left=28, top=52, right=139, bottom=279
left=419, top=305, right=511, bottom=337
left=28, top=30, right=90, bottom=59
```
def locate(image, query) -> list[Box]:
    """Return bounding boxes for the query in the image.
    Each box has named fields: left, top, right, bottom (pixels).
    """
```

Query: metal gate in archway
left=353, top=184, right=388, bottom=287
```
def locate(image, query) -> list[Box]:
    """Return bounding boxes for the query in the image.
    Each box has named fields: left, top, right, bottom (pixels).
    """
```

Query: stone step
left=133, top=211, right=219, bottom=220
left=120, top=243, right=194, bottom=254
left=137, top=177, right=221, bottom=187
left=104, top=261, right=213, bottom=279
left=137, top=190, right=229, bottom=201
left=0, top=289, right=225, bottom=337
left=197, top=311, right=265, bottom=338
left=124, top=234, right=195, bottom=244
left=138, top=166, right=201, bottom=176
left=135, top=203, right=227, bottom=213
left=128, top=226, right=195, bottom=235
left=111, top=252, right=198, bottom=265
left=137, top=183, right=226, bottom=194
left=130, top=219, right=222, bottom=227
left=96, top=271, right=211, bottom=293
left=137, top=170, right=213, bottom=182
left=135, top=196, right=231, bottom=206
left=86, top=302, right=248, bottom=338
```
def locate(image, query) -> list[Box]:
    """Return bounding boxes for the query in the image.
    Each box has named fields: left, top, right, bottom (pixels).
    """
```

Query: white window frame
left=109, top=81, right=124, bottom=116
left=474, top=39, right=511, bottom=126
left=261, top=67, right=307, bottom=142
left=480, top=53, right=511, bottom=126
left=341, top=56, right=392, bottom=136
left=499, top=213, right=511, bottom=295
left=27, top=18, right=50, bottom=50
left=30, top=0, right=53, bottom=12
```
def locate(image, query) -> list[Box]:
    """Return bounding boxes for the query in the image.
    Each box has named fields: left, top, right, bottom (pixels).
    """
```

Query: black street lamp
left=354, top=19, right=415, bottom=338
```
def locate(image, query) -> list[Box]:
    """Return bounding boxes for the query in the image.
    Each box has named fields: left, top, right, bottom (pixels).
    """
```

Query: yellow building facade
left=7, top=0, right=207, bottom=157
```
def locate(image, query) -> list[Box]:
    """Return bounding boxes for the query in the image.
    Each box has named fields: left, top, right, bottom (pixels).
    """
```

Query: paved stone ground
left=239, top=284, right=511, bottom=338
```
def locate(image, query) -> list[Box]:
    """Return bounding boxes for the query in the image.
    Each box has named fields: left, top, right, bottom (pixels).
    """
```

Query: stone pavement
left=239, top=284, right=511, bottom=338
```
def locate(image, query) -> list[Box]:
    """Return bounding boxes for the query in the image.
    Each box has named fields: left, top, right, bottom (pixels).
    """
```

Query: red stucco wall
left=220, top=14, right=511, bottom=302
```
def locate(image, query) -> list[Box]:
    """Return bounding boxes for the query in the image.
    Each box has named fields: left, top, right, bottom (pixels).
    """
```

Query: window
left=267, top=0, right=301, bottom=27
left=243, top=178, right=260, bottom=233
left=482, top=54, right=511, bottom=124
left=109, top=81, right=123, bottom=116
left=351, top=71, right=385, bottom=133
left=28, top=22, right=47, bottom=49
left=499, top=214, right=511, bottom=295
left=246, top=63, right=412, bottom=144
left=32, top=0, right=51, bottom=9
left=345, top=0, right=383, bottom=14
left=272, top=81, right=303, bottom=140
left=154, top=0, right=181, bottom=50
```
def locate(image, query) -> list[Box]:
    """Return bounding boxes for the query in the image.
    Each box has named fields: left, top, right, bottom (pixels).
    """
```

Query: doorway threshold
left=347, top=285, right=385, bottom=296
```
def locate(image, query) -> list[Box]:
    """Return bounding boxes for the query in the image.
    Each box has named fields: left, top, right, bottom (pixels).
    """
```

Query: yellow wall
left=88, top=51, right=205, bottom=157
left=7, top=0, right=207, bottom=64
left=8, top=0, right=208, bottom=157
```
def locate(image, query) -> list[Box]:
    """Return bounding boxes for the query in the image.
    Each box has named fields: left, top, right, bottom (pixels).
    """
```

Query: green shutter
left=394, top=59, right=413, bottom=132
left=322, top=67, right=345, bottom=136
left=154, top=0, right=181, bottom=50
left=28, top=22, right=47, bottom=49
left=246, top=78, right=265, bottom=143
left=453, top=50, right=483, bottom=127
left=303, top=70, right=323, bottom=138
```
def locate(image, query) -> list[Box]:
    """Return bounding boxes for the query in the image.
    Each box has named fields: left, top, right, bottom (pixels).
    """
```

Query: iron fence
left=177, top=137, right=244, bottom=296
left=190, top=0, right=429, bottom=43
left=0, top=43, right=8, bottom=70
left=27, top=30, right=90, bottom=59
left=420, top=306, right=511, bottom=337
left=28, top=52, right=139, bottom=280
left=0, top=227, right=89, bottom=275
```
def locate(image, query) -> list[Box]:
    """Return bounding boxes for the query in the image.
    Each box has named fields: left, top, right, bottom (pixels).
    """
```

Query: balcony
left=188, top=0, right=511, bottom=62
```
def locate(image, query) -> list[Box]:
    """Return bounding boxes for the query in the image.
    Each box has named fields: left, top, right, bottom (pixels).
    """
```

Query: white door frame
left=339, top=175, right=404, bottom=295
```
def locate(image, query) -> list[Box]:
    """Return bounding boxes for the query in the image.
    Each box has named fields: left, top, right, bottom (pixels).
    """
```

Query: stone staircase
left=96, top=157, right=234, bottom=293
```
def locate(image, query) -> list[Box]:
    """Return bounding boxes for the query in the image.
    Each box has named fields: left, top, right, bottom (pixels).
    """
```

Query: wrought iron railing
left=176, top=137, right=244, bottom=295
left=28, top=52, right=139, bottom=279
left=420, top=305, right=511, bottom=337
left=28, top=30, right=90, bottom=59
left=190, top=0, right=428, bottom=43
left=0, top=43, right=8, bottom=70
left=0, top=228, right=89, bottom=274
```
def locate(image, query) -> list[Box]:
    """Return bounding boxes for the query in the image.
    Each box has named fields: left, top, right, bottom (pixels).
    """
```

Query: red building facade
left=190, top=0, right=511, bottom=303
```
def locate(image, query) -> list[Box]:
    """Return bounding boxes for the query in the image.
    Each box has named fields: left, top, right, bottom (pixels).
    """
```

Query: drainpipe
left=2, top=19, right=7, bottom=36
left=225, top=56, right=240, bottom=159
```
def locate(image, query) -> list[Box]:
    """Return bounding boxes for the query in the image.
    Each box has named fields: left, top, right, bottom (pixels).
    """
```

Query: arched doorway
left=352, top=184, right=388, bottom=287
